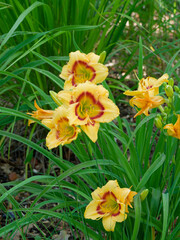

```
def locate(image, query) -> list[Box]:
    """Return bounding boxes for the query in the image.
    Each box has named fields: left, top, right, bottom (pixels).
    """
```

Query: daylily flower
left=129, top=92, right=165, bottom=117
left=84, top=180, right=128, bottom=232
left=60, top=51, right=108, bottom=90
left=57, top=82, right=120, bottom=142
left=42, top=106, right=81, bottom=149
left=124, top=74, right=169, bottom=97
left=27, top=100, right=54, bottom=125
left=164, top=115, right=180, bottom=139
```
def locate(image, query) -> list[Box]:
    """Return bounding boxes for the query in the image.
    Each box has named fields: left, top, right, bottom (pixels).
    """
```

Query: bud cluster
left=155, top=78, right=180, bottom=139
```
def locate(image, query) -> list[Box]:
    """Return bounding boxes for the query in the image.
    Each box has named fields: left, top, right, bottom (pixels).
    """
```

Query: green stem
left=81, top=131, right=93, bottom=160
left=158, top=105, right=164, bottom=113
left=175, top=140, right=180, bottom=177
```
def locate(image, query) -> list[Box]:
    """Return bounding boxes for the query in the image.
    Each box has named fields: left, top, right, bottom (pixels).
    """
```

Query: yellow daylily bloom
left=57, top=82, right=119, bottom=142
left=124, top=74, right=169, bottom=97
left=42, top=106, right=81, bottom=149
left=164, top=115, right=180, bottom=139
left=84, top=180, right=128, bottom=232
left=60, top=50, right=108, bottom=90
left=27, top=100, right=54, bottom=125
left=129, top=92, right=165, bottom=118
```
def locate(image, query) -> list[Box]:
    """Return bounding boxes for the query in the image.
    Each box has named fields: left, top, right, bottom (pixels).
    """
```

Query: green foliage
left=0, top=0, right=179, bottom=239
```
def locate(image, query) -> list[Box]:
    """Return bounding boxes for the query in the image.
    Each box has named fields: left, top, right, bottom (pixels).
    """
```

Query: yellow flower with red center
left=129, top=92, right=165, bottom=117
left=27, top=100, right=54, bottom=125
left=57, top=82, right=120, bottom=142
left=124, top=74, right=169, bottom=97
left=60, top=51, right=108, bottom=90
left=42, top=106, right=81, bottom=149
left=84, top=180, right=136, bottom=232
left=164, top=115, right=180, bottom=139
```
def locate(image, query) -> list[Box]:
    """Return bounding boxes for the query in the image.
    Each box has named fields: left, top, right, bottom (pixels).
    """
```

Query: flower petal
left=42, top=119, right=54, bottom=129
left=28, top=100, right=54, bottom=125
left=81, top=122, right=100, bottom=142
left=124, top=90, right=145, bottom=97
left=89, top=62, right=108, bottom=84
left=84, top=200, right=104, bottom=220
left=164, top=123, right=176, bottom=137
left=156, top=73, right=169, bottom=87
left=94, top=96, right=119, bottom=123
left=57, top=90, right=72, bottom=106
left=100, top=180, right=120, bottom=195
left=87, top=52, right=100, bottom=63
left=102, top=216, right=116, bottom=232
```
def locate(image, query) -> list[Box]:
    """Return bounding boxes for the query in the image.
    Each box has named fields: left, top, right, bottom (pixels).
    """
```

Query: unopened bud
left=49, top=91, right=62, bottom=106
left=140, top=189, right=149, bottom=201
left=168, top=78, right=174, bottom=87
left=174, top=86, right=180, bottom=93
left=155, top=117, right=162, bottom=129
left=163, top=82, right=167, bottom=88
left=165, top=85, right=174, bottom=98
left=156, top=114, right=162, bottom=120
left=98, top=51, right=106, bottom=64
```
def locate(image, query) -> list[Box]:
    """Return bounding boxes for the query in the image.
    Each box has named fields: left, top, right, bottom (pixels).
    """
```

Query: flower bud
left=140, top=189, right=149, bottom=201
left=165, top=85, right=174, bottom=98
left=156, top=114, right=162, bottom=120
left=168, top=78, right=174, bottom=87
left=49, top=91, right=62, bottom=106
left=163, top=82, right=167, bottom=88
left=98, top=51, right=106, bottom=64
left=155, top=117, right=162, bottom=129
left=174, top=86, right=180, bottom=93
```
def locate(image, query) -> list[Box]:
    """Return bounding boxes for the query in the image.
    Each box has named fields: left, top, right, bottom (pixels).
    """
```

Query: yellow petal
left=87, top=52, right=100, bottom=63
left=164, top=116, right=180, bottom=139
left=42, top=119, right=54, bottom=129
left=46, top=128, right=61, bottom=149
left=94, top=96, right=120, bottom=123
left=102, top=216, right=116, bottom=232
left=27, top=100, right=54, bottom=125
left=124, top=90, right=145, bottom=97
left=72, top=82, right=109, bottom=99
left=174, top=115, right=180, bottom=139
left=84, top=200, right=104, bottom=220
left=91, top=187, right=103, bottom=200
left=59, top=65, right=69, bottom=81
left=81, top=122, right=100, bottom=142
left=89, top=62, right=108, bottom=84
left=100, top=180, right=120, bottom=194
left=57, top=90, right=72, bottom=107
left=156, top=73, right=169, bottom=87
left=113, top=203, right=127, bottom=222
left=69, top=50, right=88, bottom=65
left=115, top=188, right=130, bottom=203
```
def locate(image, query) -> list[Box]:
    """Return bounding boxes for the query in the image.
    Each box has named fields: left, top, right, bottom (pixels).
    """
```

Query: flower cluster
left=124, top=74, right=168, bottom=117
left=124, top=74, right=180, bottom=139
left=84, top=180, right=137, bottom=232
left=28, top=51, right=120, bottom=149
